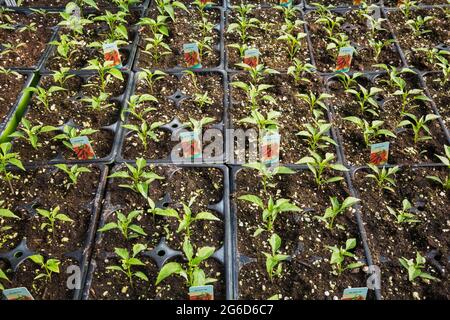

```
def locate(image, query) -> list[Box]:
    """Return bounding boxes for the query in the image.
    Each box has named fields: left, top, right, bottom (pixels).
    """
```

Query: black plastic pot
left=82, top=162, right=232, bottom=300
left=116, top=69, right=229, bottom=164
left=0, top=0, right=151, bottom=11
left=0, top=163, right=108, bottom=300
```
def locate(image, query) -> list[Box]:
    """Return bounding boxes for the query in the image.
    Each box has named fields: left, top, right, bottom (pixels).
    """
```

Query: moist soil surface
left=233, top=168, right=369, bottom=300
left=88, top=165, right=226, bottom=299
left=305, top=9, right=403, bottom=73
left=305, top=0, right=377, bottom=6
left=423, top=72, right=449, bottom=130
left=121, top=71, right=225, bottom=160
left=0, top=72, right=26, bottom=124
left=0, top=165, right=103, bottom=299
left=352, top=166, right=449, bottom=299
left=328, top=73, right=447, bottom=166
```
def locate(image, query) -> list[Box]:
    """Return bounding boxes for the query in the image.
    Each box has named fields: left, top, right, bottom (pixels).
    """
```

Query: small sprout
left=0, top=142, right=25, bottom=193
left=406, top=15, right=433, bottom=37
left=107, top=244, right=149, bottom=287
left=263, top=233, right=289, bottom=281
left=365, top=164, right=399, bottom=193
left=398, top=113, right=440, bottom=144
left=287, top=59, right=315, bottom=86
left=242, top=162, right=295, bottom=193
left=231, top=82, right=275, bottom=111
left=81, top=92, right=113, bottom=111
left=296, top=122, right=337, bottom=153
left=183, top=117, right=215, bottom=133
left=0, top=268, right=10, bottom=291
left=155, top=0, right=189, bottom=22
left=328, top=238, right=364, bottom=275
left=54, top=164, right=91, bottom=188
left=52, top=67, right=75, bottom=87
left=399, top=252, right=439, bottom=283
left=239, top=109, right=281, bottom=132
left=194, top=92, right=213, bottom=109
left=36, top=206, right=73, bottom=235
left=83, top=58, right=124, bottom=92
left=315, top=197, right=360, bottom=230
left=25, top=86, right=66, bottom=111
left=9, top=118, right=56, bottom=150
left=277, top=31, right=307, bottom=61
left=122, top=119, right=164, bottom=151
left=297, top=91, right=332, bottom=119
left=345, top=85, right=383, bottom=116
left=387, top=199, right=420, bottom=224
left=99, top=210, right=146, bottom=240
left=344, top=116, right=396, bottom=146
left=52, top=125, right=98, bottom=151
left=137, top=69, right=167, bottom=94
left=142, top=33, right=172, bottom=64
left=426, top=145, right=450, bottom=190
left=122, top=94, right=158, bottom=121
left=336, top=72, right=362, bottom=90
left=234, top=63, right=279, bottom=85
left=29, top=255, right=60, bottom=282
left=0, top=200, right=20, bottom=237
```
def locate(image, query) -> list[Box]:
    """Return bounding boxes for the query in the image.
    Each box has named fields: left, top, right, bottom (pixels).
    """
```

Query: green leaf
left=156, top=262, right=183, bottom=285
left=195, top=211, right=220, bottom=221
left=238, top=194, right=264, bottom=208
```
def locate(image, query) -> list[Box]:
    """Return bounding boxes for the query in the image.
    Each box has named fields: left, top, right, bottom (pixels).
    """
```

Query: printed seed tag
left=183, top=43, right=202, bottom=69
left=243, top=48, right=260, bottom=68
left=103, top=42, right=123, bottom=69
left=70, top=136, right=96, bottom=160
left=189, top=285, right=214, bottom=300
left=4, top=0, right=17, bottom=6
left=353, top=0, right=362, bottom=5
left=341, top=287, right=368, bottom=300
left=370, top=141, right=390, bottom=165
left=180, top=131, right=202, bottom=160
left=199, top=0, right=213, bottom=7
left=2, top=287, right=34, bottom=300
left=397, top=0, right=405, bottom=7
left=335, top=46, right=355, bottom=73
left=261, top=132, right=281, bottom=166
left=279, top=0, right=293, bottom=7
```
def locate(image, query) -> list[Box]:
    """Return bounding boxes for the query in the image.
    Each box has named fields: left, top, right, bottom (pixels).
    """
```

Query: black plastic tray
left=0, top=0, right=151, bottom=11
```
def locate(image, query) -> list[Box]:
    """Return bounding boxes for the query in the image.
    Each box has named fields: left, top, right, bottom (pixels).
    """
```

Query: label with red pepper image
left=2, top=287, right=34, bottom=300
left=243, top=48, right=260, bottom=68
left=335, top=46, right=355, bottom=73
left=341, top=287, right=368, bottom=300
left=279, top=0, right=293, bottom=7
left=261, top=132, right=280, bottom=166
left=180, top=131, right=202, bottom=160
left=353, top=0, right=362, bottom=5
left=183, top=43, right=202, bottom=69
left=70, top=136, right=96, bottom=160
left=188, top=285, right=214, bottom=300
left=370, top=141, right=390, bottom=165
left=397, top=0, right=406, bottom=7
left=103, top=42, right=123, bottom=69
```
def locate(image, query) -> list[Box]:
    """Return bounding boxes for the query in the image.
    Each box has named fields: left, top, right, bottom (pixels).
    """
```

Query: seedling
left=194, top=92, right=213, bottom=109
left=297, top=150, right=348, bottom=187
left=387, top=199, right=420, bottom=224
left=49, top=35, right=80, bottom=64
left=108, top=158, right=164, bottom=199
left=58, top=11, right=92, bottom=36
left=137, top=69, right=167, bottom=94
left=155, top=0, right=189, bottom=22
left=231, top=82, right=275, bottom=111
left=263, top=233, right=289, bottom=281
left=364, top=14, right=386, bottom=39
left=37, top=206, right=73, bottom=235
left=398, top=113, right=440, bottom=144
left=277, top=32, right=307, bottom=61
left=0, top=268, right=10, bottom=291
left=183, top=70, right=200, bottom=92
left=406, top=16, right=433, bottom=37
left=193, top=0, right=214, bottom=20
left=315, top=196, right=360, bottom=230
left=191, top=36, right=213, bottom=61
left=369, top=38, right=395, bottom=62
left=84, top=59, right=124, bottom=92
left=344, top=116, right=396, bottom=146
left=234, top=63, right=279, bottom=85
left=345, top=85, right=383, bottom=116
left=399, top=252, right=439, bottom=283
left=54, top=164, right=91, bottom=189
left=53, top=125, right=98, bottom=151
left=297, top=91, right=332, bottom=119
left=98, top=210, right=147, bottom=240
left=122, top=119, right=164, bottom=151
left=365, top=164, right=399, bottom=193
left=414, top=47, right=449, bottom=67
left=81, top=92, right=113, bottom=111
left=29, top=255, right=60, bottom=282
left=238, top=194, right=301, bottom=236
left=0, top=200, right=20, bottom=237
left=426, top=145, right=450, bottom=189
left=94, top=10, right=128, bottom=41
left=296, top=122, right=337, bottom=152
left=142, top=33, right=172, bottom=64
left=122, top=94, right=158, bottom=121
left=138, top=16, right=169, bottom=37
left=328, top=238, right=364, bottom=275
left=0, top=67, right=20, bottom=77
left=337, top=72, right=362, bottom=90
left=239, top=110, right=280, bottom=132
left=390, top=77, right=431, bottom=113
left=25, top=86, right=66, bottom=111
left=9, top=118, right=56, bottom=150
left=183, top=117, right=215, bottom=132
left=243, top=162, right=295, bottom=193
left=156, top=238, right=216, bottom=287
left=326, top=33, right=351, bottom=61
left=0, top=42, right=26, bottom=57
left=154, top=196, right=220, bottom=238
left=399, top=0, right=418, bottom=19
left=107, top=244, right=148, bottom=286
left=227, top=4, right=259, bottom=43
left=287, top=59, right=315, bottom=86
left=0, top=142, right=25, bottom=193
left=435, top=55, right=450, bottom=86
left=228, top=42, right=249, bottom=60
left=315, top=15, right=344, bottom=37
left=52, top=67, right=75, bottom=88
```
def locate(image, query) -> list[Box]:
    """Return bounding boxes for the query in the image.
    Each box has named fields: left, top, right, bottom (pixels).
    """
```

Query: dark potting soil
left=423, top=73, right=450, bottom=130
left=304, top=0, right=378, bottom=6
left=328, top=73, right=447, bottom=166
left=0, top=72, right=26, bottom=124
left=19, top=0, right=146, bottom=8
left=0, top=12, right=59, bottom=69
left=121, top=72, right=225, bottom=160
left=384, top=0, right=449, bottom=7
left=225, top=7, right=311, bottom=72
left=352, top=166, right=449, bottom=299
left=230, top=0, right=301, bottom=5
left=306, top=9, right=403, bottom=73
left=386, top=8, right=450, bottom=71
left=135, top=6, right=221, bottom=70
left=88, top=166, right=226, bottom=299
left=11, top=74, right=127, bottom=163
left=233, top=168, right=369, bottom=300
left=230, top=72, right=338, bottom=164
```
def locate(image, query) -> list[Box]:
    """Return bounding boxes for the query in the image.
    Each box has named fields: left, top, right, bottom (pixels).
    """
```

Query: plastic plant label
left=103, top=42, right=123, bottom=69
left=335, top=46, right=355, bottom=73
left=199, top=0, right=213, bottom=7
left=370, top=142, right=390, bottom=165
left=4, top=0, right=17, bottom=6
left=183, top=43, right=202, bottom=69
left=188, top=285, right=214, bottom=300
left=261, top=132, right=281, bottom=166
left=243, top=48, right=260, bottom=68
left=397, top=0, right=405, bottom=7
left=2, top=287, right=34, bottom=300
left=341, top=287, right=368, bottom=300
left=70, top=136, right=96, bottom=160
left=180, top=131, right=202, bottom=160
left=353, top=0, right=362, bottom=5
left=279, top=0, right=293, bottom=7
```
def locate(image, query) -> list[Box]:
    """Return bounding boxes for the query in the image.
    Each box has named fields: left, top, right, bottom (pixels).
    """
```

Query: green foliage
left=398, top=113, right=440, bottom=144
left=365, top=164, right=399, bottom=193
left=36, top=206, right=73, bottom=235
left=29, top=255, right=60, bottom=282
left=399, top=252, right=439, bottom=283
left=344, top=116, right=396, bottom=146
left=242, top=162, right=295, bottom=193
left=107, top=244, right=149, bottom=286
left=296, top=122, right=337, bottom=152
left=99, top=210, right=147, bottom=240
left=387, top=199, right=420, bottom=224
left=122, top=119, right=163, bottom=151
left=52, top=125, right=98, bottom=151
left=9, top=118, right=56, bottom=150
left=315, top=197, right=360, bottom=230
left=54, top=164, right=91, bottom=188
left=25, top=86, right=66, bottom=111
left=83, top=59, right=124, bottom=92
left=426, top=145, right=450, bottom=189
left=328, top=238, right=364, bottom=275
left=137, top=69, right=167, bottom=94
left=0, top=142, right=25, bottom=193
left=263, top=234, right=289, bottom=281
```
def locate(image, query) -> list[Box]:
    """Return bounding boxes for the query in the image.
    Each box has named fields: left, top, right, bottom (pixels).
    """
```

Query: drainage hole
left=157, top=250, right=166, bottom=257
left=14, top=251, right=23, bottom=258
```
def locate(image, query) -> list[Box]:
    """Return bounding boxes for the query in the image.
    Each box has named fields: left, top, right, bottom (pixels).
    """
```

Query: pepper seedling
left=194, top=92, right=213, bottom=110
left=406, top=15, right=433, bottom=37
left=0, top=200, right=20, bottom=237
left=142, top=33, right=172, bottom=64
left=54, top=164, right=91, bottom=189
left=426, top=145, right=450, bottom=190
left=345, top=85, right=383, bottom=116
left=155, top=0, right=189, bottom=22
left=242, top=162, right=295, bottom=193
left=0, top=268, right=10, bottom=291
left=0, top=142, right=25, bottom=193
left=137, top=69, right=167, bottom=94
left=81, top=92, right=113, bottom=111
left=9, top=118, right=56, bottom=150
left=328, top=238, right=364, bottom=275
left=98, top=210, right=147, bottom=240
left=365, top=164, right=399, bottom=193
left=239, top=109, right=281, bottom=132
left=387, top=199, right=420, bottom=224
left=52, top=67, right=75, bottom=88
left=277, top=32, right=307, bottom=61
left=49, top=35, right=81, bottom=64
left=297, top=91, right=332, bottom=119
left=122, top=94, right=158, bottom=121
left=398, top=113, right=440, bottom=144
left=399, top=252, right=439, bottom=283
left=296, top=122, right=337, bottom=152
left=25, top=86, right=66, bottom=112
left=231, top=82, right=275, bottom=111
left=36, top=206, right=73, bottom=236
left=344, top=116, right=396, bottom=146
left=122, top=119, right=164, bottom=151
left=83, top=59, right=124, bottom=92
left=29, top=254, right=60, bottom=282
left=238, top=194, right=301, bottom=236
left=235, top=63, right=279, bottom=85
left=263, top=233, right=289, bottom=281
left=107, top=244, right=149, bottom=287
left=138, top=16, right=170, bottom=38
left=315, top=197, right=360, bottom=230
left=337, top=72, right=362, bottom=90
left=156, top=237, right=216, bottom=287
left=287, top=59, right=315, bottom=86
left=52, top=125, right=98, bottom=151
